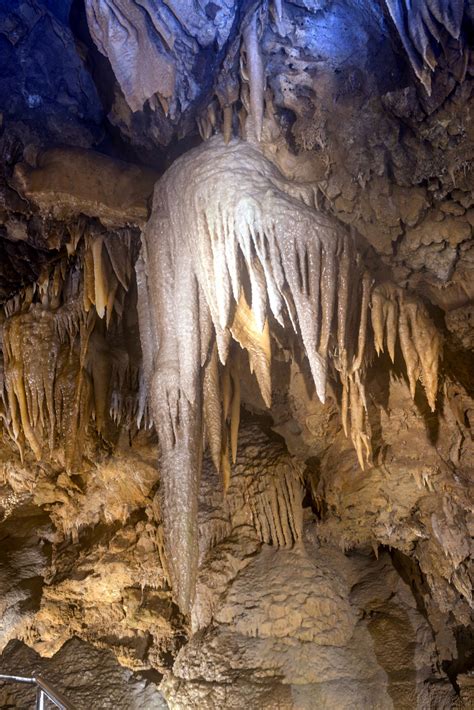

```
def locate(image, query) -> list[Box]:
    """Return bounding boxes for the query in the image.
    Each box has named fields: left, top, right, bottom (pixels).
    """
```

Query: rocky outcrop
left=0, top=417, right=471, bottom=707
left=0, top=1, right=472, bottom=708
left=0, top=636, right=168, bottom=709
left=0, top=0, right=102, bottom=148
left=13, top=148, right=158, bottom=227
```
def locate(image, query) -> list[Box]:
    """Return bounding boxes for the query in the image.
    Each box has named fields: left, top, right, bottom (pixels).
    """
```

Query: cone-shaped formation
left=371, top=283, right=441, bottom=411
left=138, top=135, right=443, bottom=613
left=0, top=230, right=140, bottom=469
left=384, top=0, right=466, bottom=93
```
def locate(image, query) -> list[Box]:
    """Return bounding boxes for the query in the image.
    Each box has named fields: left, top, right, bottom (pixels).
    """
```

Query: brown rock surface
left=0, top=0, right=473, bottom=707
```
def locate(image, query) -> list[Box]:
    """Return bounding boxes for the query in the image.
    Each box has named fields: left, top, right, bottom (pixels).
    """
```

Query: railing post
left=36, top=688, right=45, bottom=710
left=35, top=675, right=75, bottom=709
left=0, top=672, right=74, bottom=709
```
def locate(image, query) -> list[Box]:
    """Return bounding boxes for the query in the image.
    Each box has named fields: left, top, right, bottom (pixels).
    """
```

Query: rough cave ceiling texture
left=0, top=0, right=473, bottom=708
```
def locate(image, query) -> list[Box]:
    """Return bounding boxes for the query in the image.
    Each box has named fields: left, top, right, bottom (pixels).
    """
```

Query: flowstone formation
left=139, top=134, right=442, bottom=614
left=0, top=0, right=473, bottom=708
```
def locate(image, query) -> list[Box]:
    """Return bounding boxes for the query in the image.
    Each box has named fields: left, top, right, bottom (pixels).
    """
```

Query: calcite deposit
left=0, top=0, right=472, bottom=708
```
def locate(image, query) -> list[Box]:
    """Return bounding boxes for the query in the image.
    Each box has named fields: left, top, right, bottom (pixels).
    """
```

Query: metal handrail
left=0, top=672, right=76, bottom=709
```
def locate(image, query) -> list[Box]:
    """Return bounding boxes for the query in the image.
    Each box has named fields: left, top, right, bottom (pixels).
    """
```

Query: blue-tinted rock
left=0, top=0, right=103, bottom=147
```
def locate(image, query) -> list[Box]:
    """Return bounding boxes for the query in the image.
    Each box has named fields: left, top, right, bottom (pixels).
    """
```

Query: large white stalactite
left=138, top=135, right=442, bottom=613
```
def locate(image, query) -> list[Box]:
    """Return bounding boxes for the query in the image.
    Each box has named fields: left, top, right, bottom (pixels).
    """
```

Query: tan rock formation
left=0, top=1, right=473, bottom=707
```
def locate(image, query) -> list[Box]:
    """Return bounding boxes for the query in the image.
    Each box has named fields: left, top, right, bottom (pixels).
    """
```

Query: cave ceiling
left=0, top=1, right=473, bottom=708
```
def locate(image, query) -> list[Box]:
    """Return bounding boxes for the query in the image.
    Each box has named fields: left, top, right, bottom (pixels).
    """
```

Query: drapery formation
left=138, top=135, right=442, bottom=612
left=0, top=230, right=139, bottom=468
left=384, top=0, right=467, bottom=92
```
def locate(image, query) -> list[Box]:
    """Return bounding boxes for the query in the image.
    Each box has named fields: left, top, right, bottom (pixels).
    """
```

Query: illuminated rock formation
left=139, top=134, right=442, bottom=613
left=0, top=1, right=472, bottom=708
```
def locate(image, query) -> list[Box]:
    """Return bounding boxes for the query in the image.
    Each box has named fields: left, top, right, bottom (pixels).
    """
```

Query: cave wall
left=0, top=1, right=473, bottom=708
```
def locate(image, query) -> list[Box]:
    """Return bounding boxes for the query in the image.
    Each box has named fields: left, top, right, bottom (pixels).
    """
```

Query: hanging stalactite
left=138, top=134, right=442, bottom=613
left=0, top=228, right=145, bottom=468
left=384, top=0, right=466, bottom=93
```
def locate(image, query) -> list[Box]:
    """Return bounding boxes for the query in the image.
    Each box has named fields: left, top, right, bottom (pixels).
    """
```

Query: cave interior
left=0, top=0, right=473, bottom=708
